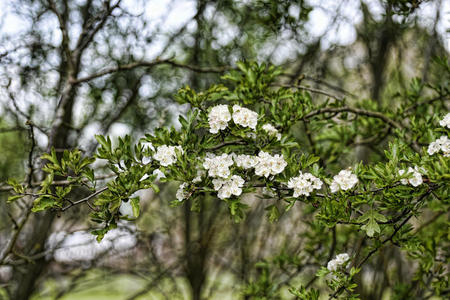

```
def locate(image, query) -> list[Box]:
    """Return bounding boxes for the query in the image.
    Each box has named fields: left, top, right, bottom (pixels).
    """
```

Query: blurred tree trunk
left=8, top=1, right=83, bottom=298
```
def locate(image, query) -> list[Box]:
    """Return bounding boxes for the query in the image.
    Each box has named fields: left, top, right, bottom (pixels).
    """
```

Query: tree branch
left=305, top=106, right=402, bottom=129
left=61, top=186, right=109, bottom=211
left=72, top=59, right=231, bottom=84
left=275, top=83, right=344, bottom=101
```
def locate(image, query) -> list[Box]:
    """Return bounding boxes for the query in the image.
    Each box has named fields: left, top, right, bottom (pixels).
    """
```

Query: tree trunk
left=8, top=78, right=77, bottom=299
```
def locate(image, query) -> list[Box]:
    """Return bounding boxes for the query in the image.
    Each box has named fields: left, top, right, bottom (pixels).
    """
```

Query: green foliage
left=289, top=286, right=320, bottom=300
left=5, top=61, right=449, bottom=297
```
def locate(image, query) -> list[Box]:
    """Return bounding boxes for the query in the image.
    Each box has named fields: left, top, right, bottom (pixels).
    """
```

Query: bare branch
left=304, top=106, right=403, bottom=130
left=274, top=83, right=344, bottom=101
left=0, top=126, right=27, bottom=134
left=25, top=121, right=36, bottom=188
left=72, top=59, right=232, bottom=84
left=61, top=186, right=108, bottom=211
left=0, top=174, right=115, bottom=192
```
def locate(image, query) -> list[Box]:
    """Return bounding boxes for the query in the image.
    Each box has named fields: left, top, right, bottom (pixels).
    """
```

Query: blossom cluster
left=212, top=175, right=245, bottom=199
left=207, top=104, right=259, bottom=134
left=262, top=123, right=281, bottom=141
left=427, top=136, right=450, bottom=157
left=439, top=113, right=450, bottom=128
left=208, top=104, right=231, bottom=134
left=287, top=172, right=323, bottom=197
left=254, top=151, right=287, bottom=177
left=153, top=145, right=183, bottom=167
left=233, top=152, right=287, bottom=176
left=330, top=170, right=358, bottom=193
left=327, top=253, right=350, bottom=272
left=203, top=153, right=234, bottom=178
left=232, top=105, right=258, bottom=129
left=150, top=108, right=446, bottom=202
left=399, top=167, right=423, bottom=187
left=176, top=182, right=189, bottom=201
left=234, top=154, right=258, bottom=169
left=200, top=151, right=287, bottom=198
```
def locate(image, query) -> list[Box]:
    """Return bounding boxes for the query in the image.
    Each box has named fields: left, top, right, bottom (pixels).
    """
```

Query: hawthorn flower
left=327, top=253, right=350, bottom=272
left=212, top=175, right=245, bottom=199
left=234, top=154, right=258, bottom=169
left=287, top=172, right=323, bottom=197
left=399, top=166, right=423, bottom=187
left=254, top=151, right=287, bottom=177
left=427, top=140, right=441, bottom=155
left=141, top=142, right=155, bottom=164
left=427, top=136, right=450, bottom=157
left=153, top=145, right=183, bottom=167
left=193, top=169, right=205, bottom=183
left=232, top=105, right=258, bottom=129
left=203, top=153, right=234, bottom=178
left=330, top=170, right=358, bottom=193
left=208, top=105, right=231, bottom=134
left=439, top=113, right=450, bottom=128
left=176, top=183, right=189, bottom=201
left=270, top=154, right=287, bottom=174
left=153, top=168, right=166, bottom=180
left=262, top=123, right=281, bottom=141
left=142, top=142, right=155, bottom=151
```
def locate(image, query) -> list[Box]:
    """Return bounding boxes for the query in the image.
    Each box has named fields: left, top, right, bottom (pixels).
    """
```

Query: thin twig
left=0, top=174, right=115, bottom=192
left=26, top=121, right=36, bottom=188
left=73, top=59, right=231, bottom=84
left=61, top=186, right=108, bottom=211
left=304, top=106, right=402, bottom=129
left=274, top=83, right=344, bottom=101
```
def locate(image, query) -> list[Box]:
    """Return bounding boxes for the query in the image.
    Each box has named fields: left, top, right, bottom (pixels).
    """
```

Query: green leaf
left=372, top=211, right=387, bottom=222
left=361, top=218, right=380, bottom=237
left=130, top=197, right=140, bottom=218
left=7, top=195, right=23, bottom=203
left=316, top=266, right=330, bottom=277
left=32, top=196, right=60, bottom=212
left=265, top=205, right=280, bottom=223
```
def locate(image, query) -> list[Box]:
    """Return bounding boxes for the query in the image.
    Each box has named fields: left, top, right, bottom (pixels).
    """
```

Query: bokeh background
left=0, top=0, right=448, bottom=299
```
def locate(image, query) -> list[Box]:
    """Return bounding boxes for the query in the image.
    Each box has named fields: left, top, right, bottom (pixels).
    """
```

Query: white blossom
left=335, top=253, right=350, bottom=264
left=330, top=170, right=358, bottom=193
left=153, top=145, right=183, bottom=167
left=327, top=253, right=350, bottom=272
left=139, top=174, right=150, bottom=182
left=142, top=142, right=155, bottom=151
left=153, top=168, right=166, bottom=180
left=399, top=166, right=423, bottom=187
left=232, top=105, right=258, bottom=129
left=176, top=183, right=189, bottom=201
left=327, top=260, right=339, bottom=272
left=254, top=151, right=287, bottom=177
left=193, top=169, right=205, bottom=183
left=212, top=175, right=245, bottom=199
left=287, top=172, right=323, bottom=197
left=439, top=113, right=450, bottom=128
left=427, top=135, right=450, bottom=157
left=141, top=142, right=154, bottom=164
left=208, top=105, right=231, bottom=134
left=203, top=153, right=234, bottom=178
left=427, top=141, right=441, bottom=155
left=262, top=123, right=281, bottom=141
left=234, top=154, right=258, bottom=169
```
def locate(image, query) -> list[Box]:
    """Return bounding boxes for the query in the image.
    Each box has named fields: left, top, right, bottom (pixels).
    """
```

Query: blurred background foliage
left=0, top=0, right=448, bottom=299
